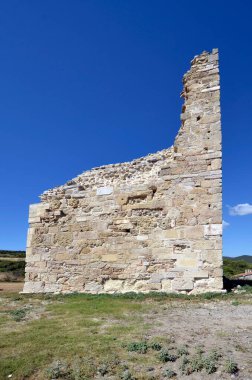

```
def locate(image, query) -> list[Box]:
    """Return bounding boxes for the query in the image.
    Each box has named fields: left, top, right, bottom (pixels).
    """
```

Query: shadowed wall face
left=23, top=49, right=222, bottom=294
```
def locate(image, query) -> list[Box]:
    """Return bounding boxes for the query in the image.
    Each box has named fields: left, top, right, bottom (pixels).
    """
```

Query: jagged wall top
left=41, top=49, right=220, bottom=202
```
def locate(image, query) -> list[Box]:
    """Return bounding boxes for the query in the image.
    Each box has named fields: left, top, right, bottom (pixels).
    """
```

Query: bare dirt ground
left=142, top=300, right=252, bottom=379
left=0, top=282, right=24, bottom=292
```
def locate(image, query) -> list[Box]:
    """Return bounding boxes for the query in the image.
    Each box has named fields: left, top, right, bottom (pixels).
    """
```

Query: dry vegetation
left=0, top=289, right=252, bottom=380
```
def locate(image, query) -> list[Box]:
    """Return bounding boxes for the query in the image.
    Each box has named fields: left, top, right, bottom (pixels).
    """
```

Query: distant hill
left=0, top=250, right=26, bottom=258
left=224, top=255, right=252, bottom=264
left=223, top=256, right=252, bottom=278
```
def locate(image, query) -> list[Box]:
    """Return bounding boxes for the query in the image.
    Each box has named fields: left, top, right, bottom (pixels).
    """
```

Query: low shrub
left=121, top=369, right=135, bottom=380
left=9, top=308, right=26, bottom=322
left=203, top=356, right=217, bottom=374
left=46, top=360, right=70, bottom=379
left=159, top=349, right=177, bottom=363
left=163, top=368, right=176, bottom=378
left=127, top=341, right=148, bottom=354
left=177, top=345, right=189, bottom=357
left=149, top=342, right=162, bottom=351
left=224, top=358, right=238, bottom=374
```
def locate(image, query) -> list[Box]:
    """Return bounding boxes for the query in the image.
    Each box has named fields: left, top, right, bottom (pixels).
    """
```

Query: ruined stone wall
left=23, top=49, right=223, bottom=294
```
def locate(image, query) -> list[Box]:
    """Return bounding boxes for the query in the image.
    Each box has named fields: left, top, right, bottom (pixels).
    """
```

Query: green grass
left=0, top=290, right=251, bottom=379
left=0, top=293, right=152, bottom=379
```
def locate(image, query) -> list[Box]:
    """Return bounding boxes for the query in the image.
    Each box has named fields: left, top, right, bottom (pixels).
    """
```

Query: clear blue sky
left=1, top=0, right=252, bottom=257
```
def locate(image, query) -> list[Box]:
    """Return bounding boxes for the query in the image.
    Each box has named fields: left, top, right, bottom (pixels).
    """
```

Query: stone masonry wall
left=23, top=49, right=223, bottom=294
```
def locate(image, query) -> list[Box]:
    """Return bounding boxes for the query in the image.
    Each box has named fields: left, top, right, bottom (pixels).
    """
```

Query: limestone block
left=136, top=235, right=148, bottom=241
left=201, top=85, right=220, bottom=93
left=176, top=257, right=197, bottom=268
left=29, top=216, right=41, bottom=224
left=161, top=279, right=172, bottom=291
left=172, top=278, right=194, bottom=291
left=116, top=194, right=128, bottom=205
left=75, top=216, right=88, bottom=222
left=182, top=226, right=204, bottom=239
left=84, top=282, right=103, bottom=293
left=148, top=273, right=165, bottom=283
left=129, top=280, right=148, bottom=291
left=101, top=254, right=118, bottom=262
left=54, top=232, right=72, bottom=246
left=26, top=227, right=35, bottom=248
left=161, top=229, right=181, bottom=239
left=44, top=283, right=61, bottom=293
left=204, top=224, right=222, bottom=236
left=104, top=279, right=124, bottom=292
left=147, top=283, right=162, bottom=291
left=55, top=253, right=70, bottom=261
left=96, top=186, right=113, bottom=196
left=210, top=158, right=221, bottom=170
left=191, top=270, right=209, bottom=279
left=22, top=281, right=44, bottom=293
left=29, top=203, right=49, bottom=218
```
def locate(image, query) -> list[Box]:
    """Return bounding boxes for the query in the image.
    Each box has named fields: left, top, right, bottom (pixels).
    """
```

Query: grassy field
left=0, top=289, right=252, bottom=380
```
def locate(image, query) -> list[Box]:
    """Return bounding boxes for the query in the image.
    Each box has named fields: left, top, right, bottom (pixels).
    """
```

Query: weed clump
left=97, top=363, right=109, bottom=376
left=190, top=353, right=204, bottom=372
left=158, top=349, right=177, bottom=363
left=177, top=345, right=189, bottom=357
left=121, top=369, right=135, bottom=380
left=149, top=342, right=162, bottom=351
left=127, top=341, right=148, bottom=354
left=203, top=356, right=217, bottom=374
left=163, top=368, right=176, bottom=378
left=179, top=355, right=191, bottom=375
left=46, top=360, right=70, bottom=379
left=9, top=308, right=26, bottom=322
left=224, top=358, right=238, bottom=374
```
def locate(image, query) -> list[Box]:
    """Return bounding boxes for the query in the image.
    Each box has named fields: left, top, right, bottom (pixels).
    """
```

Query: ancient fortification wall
left=23, top=49, right=223, bottom=294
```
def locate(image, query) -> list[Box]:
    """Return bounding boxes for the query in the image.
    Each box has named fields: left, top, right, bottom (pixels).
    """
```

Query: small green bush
left=177, top=345, right=189, bottom=357
left=159, top=349, right=177, bottom=363
left=163, top=368, right=176, bottom=378
left=224, top=358, right=238, bottom=374
left=97, top=363, right=109, bottom=376
left=209, top=349, right=222, bottom=361
left=127, top=341, right=148, bottom=354
left=9, top=308, right=26, bottom=322
left=190, top=354, right=204, bottom=372
left=121, top=369, right=135, bottom=380
left=179, top=355, right=192, bottom=375
left=46, top=360, right=70, bottom=379
left=203, top=356, right=217, bottom=374
left=149, top=342, right=162, bottom=351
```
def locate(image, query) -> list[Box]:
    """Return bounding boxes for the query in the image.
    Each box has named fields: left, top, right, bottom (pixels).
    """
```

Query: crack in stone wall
left=23, top=49, right=223, bottom=294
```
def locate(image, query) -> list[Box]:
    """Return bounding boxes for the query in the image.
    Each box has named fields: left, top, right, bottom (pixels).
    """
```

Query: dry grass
left=0, top=289, right=251, bottom=379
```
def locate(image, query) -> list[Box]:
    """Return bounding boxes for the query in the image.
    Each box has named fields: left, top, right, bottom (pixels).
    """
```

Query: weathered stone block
left=104, top=279, right=124, bottom=292
left=96, top=186, right=113, bottom=196
left=101, top=254, right=118, bottom=262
